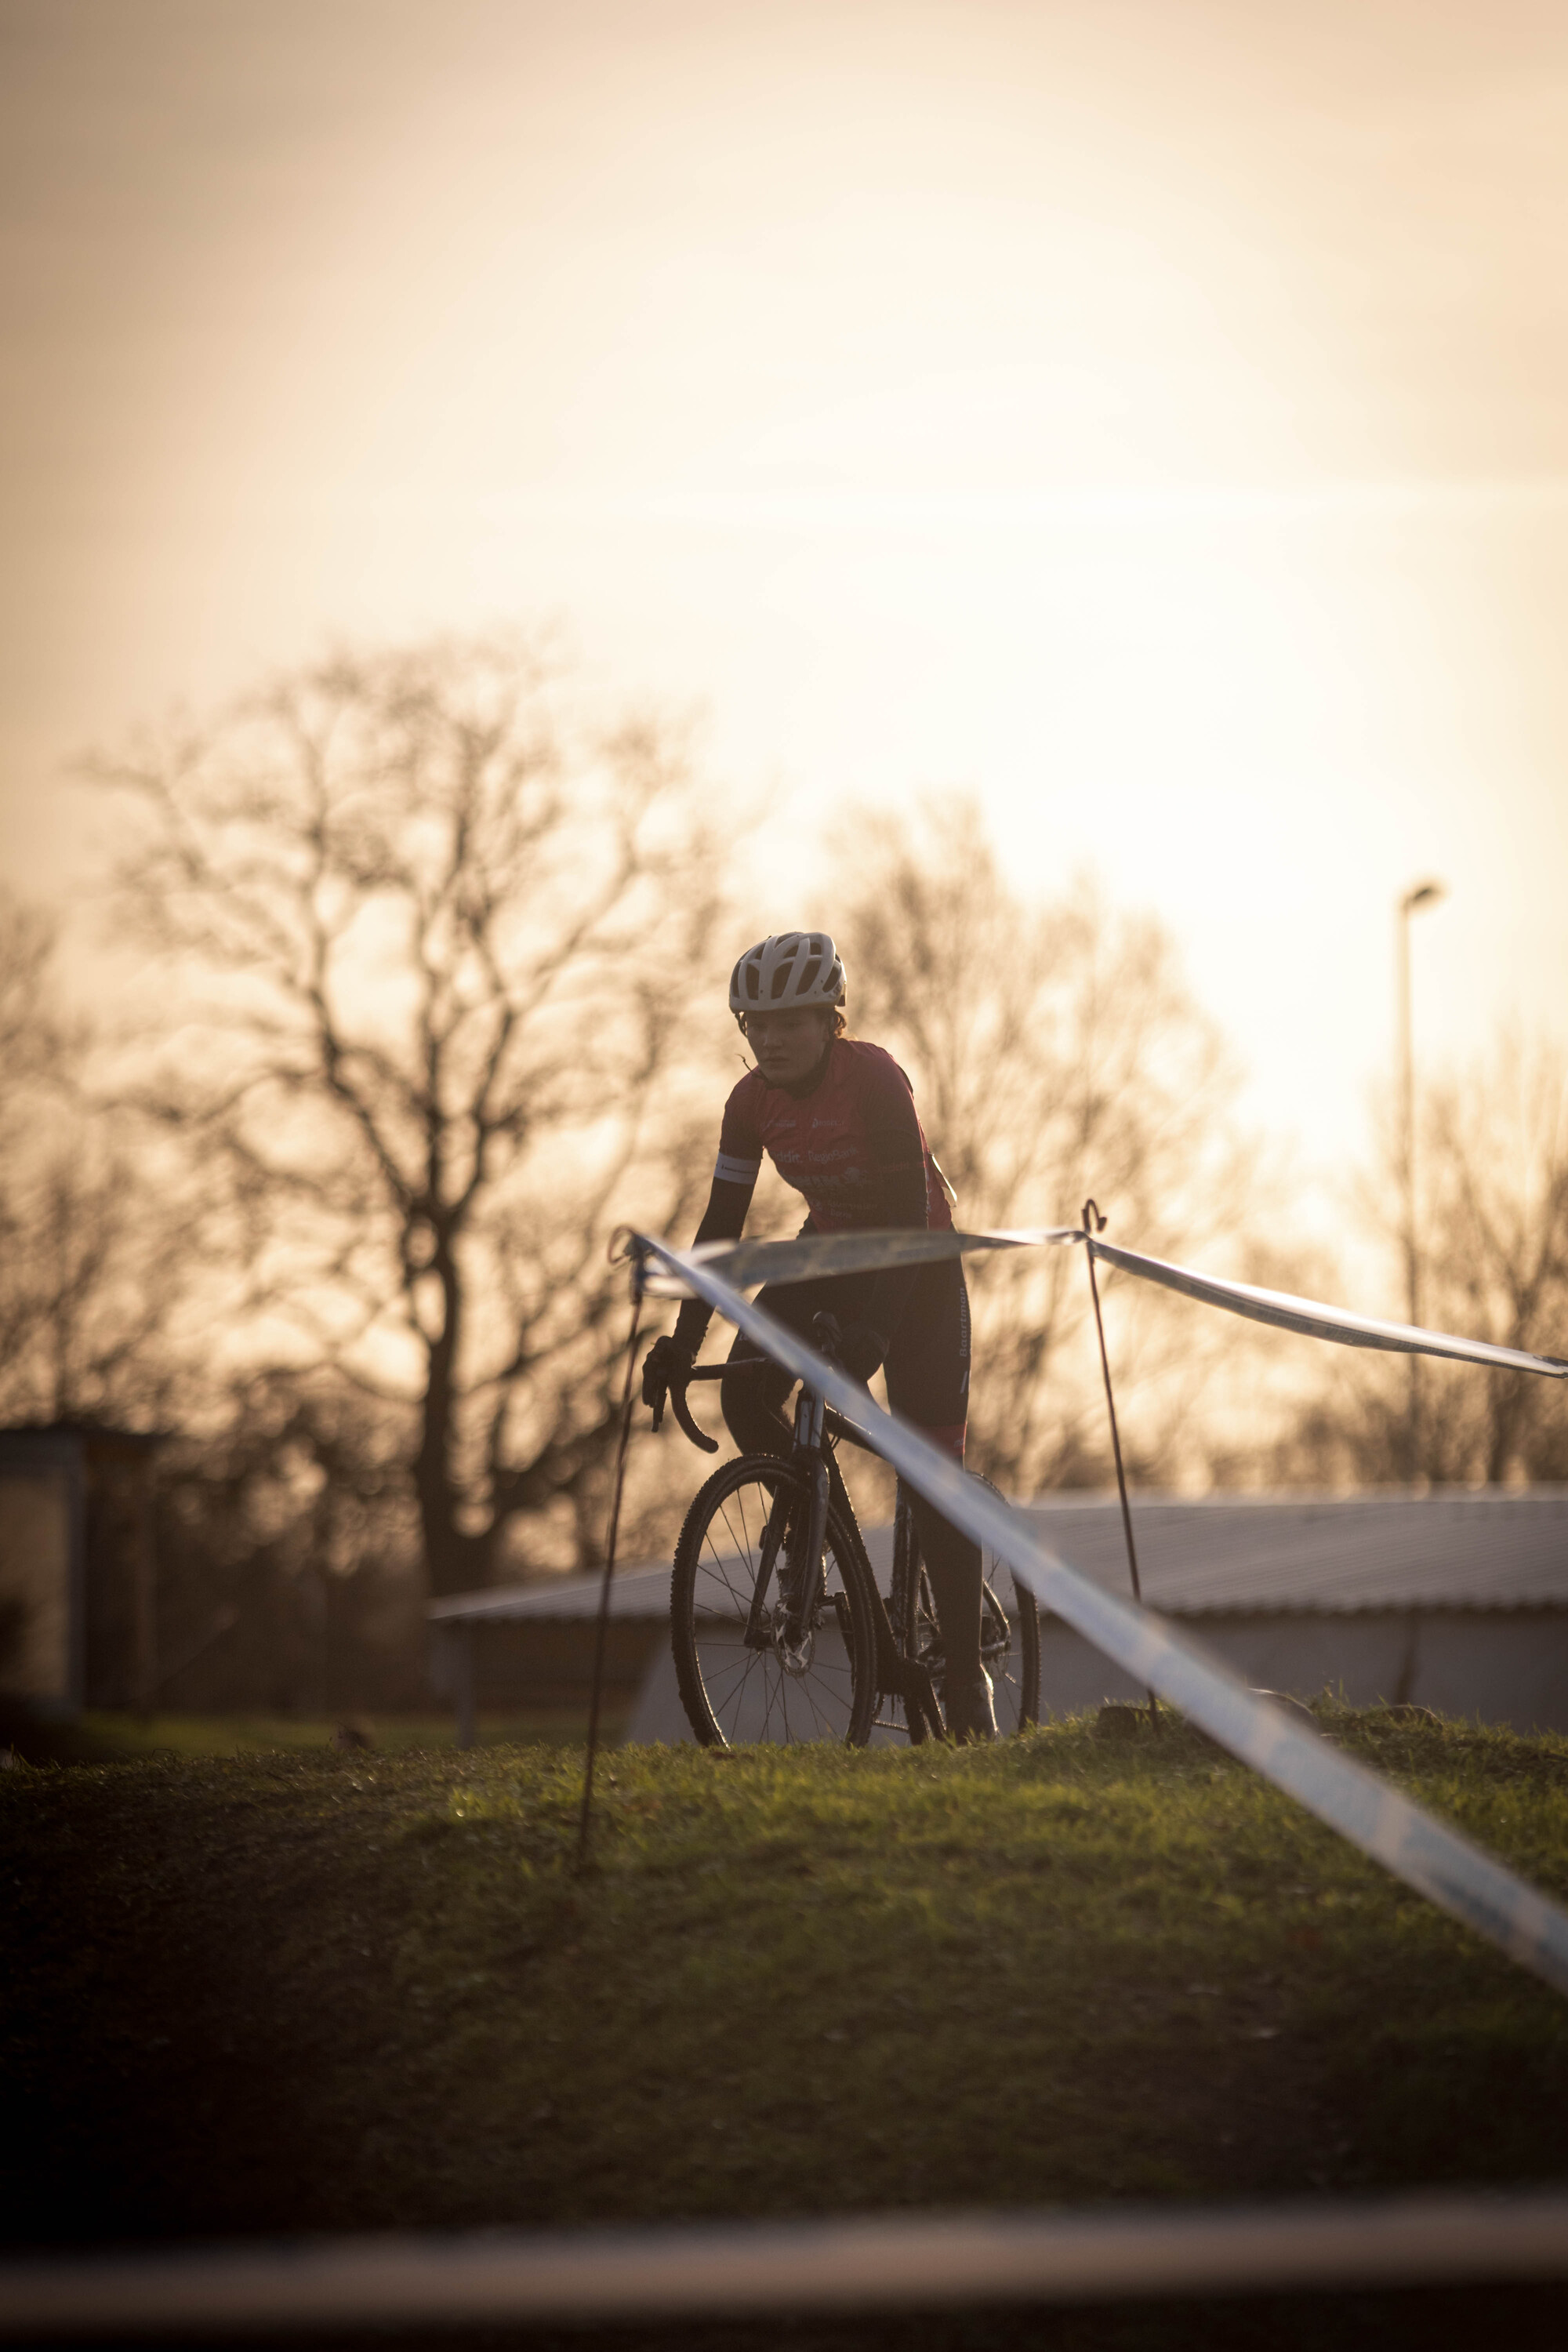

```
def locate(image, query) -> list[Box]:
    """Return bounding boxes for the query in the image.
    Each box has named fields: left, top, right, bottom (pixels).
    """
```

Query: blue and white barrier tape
left=640, top=1223, right=1082, bottom=1298
left=644, top=1225, right=1568, bottom=1381
left=637, top=1231, right=1568, bottom=2000
left=1088, top=1234, right=1568, bottom=1378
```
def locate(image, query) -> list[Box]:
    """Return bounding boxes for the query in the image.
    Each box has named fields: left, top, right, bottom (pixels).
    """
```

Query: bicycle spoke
left=698, top=1617, right=855, bottom=1744
left=700, top=1649, right=757, bottom=1698
left=673, top=1461, right=877, bottom=1747
left=697, top=1528, right=751, bottom=1613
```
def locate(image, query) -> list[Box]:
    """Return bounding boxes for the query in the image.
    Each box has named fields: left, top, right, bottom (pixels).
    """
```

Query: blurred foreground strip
left=5, top=2194, right=1568, bottom=2336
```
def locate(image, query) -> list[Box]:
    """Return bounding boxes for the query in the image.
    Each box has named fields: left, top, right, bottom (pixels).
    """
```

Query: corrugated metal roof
left=1017, top=1490, right=1568, bottom=1615
left=430, top=1562, right=674, bottom=1624
left=427, top=1526, right=900, bottom=1626
left=430, top=1490, right=1568, bottom=1624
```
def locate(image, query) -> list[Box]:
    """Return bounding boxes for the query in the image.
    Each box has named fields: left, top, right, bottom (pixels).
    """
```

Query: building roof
left=1018, top=1490, right=1568, bottom=1615
left=429, top=1489, right=1568, bottom=1624
left=430, top=1560, right=676, bottom=1625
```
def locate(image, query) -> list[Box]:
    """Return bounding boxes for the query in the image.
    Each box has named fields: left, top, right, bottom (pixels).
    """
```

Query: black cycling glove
left=837, top=1320, right=888, bottom=1385
left=641, top=1334, right=694, bottom=1418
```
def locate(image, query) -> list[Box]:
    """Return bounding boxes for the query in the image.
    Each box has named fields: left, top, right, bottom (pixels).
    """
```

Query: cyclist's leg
left=719, top=1326, right=794, bottom=1459
left=906, top=1470, right=982, bottom=1679
left=884, top=1260, right=990, bottom=1725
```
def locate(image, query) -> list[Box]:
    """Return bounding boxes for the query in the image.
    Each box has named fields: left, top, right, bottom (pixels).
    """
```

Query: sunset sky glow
left=4, top=0, right=1568, bottom=1225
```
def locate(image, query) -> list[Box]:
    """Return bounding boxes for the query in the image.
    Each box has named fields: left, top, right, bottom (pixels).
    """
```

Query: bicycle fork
left=882, top=1490, right=947, bottom=1744
left=742, top=1388, right=832, bottom=1658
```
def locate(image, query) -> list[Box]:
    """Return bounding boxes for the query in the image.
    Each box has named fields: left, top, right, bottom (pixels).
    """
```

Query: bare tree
left=0, top=890, right=191, bottom=1428
left=0, top=888, right=65, bottom=1095
left=1270, top=1030, right=1568, bottom=1487
left=0, top=891, right=63, bottom=1394
left=88, top=637, right=731, bottom=1594
left=828, top=800, right=1252, bottom=1494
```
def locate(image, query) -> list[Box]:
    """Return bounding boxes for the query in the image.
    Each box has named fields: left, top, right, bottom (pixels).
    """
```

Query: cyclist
left=642, top=929, right=996, bottom=1740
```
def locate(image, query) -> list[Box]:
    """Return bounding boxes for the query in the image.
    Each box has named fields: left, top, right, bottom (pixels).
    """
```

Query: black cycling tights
left=718, top=1259, right=983, bottom=1686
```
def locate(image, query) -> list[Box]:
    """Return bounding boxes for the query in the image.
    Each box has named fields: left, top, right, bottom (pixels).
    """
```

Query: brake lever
left=811, top=1310, right=847, bottom=1373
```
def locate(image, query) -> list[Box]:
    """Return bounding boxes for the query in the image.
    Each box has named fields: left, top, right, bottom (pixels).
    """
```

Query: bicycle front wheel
left=671, top=1457, right=879, bottom=1748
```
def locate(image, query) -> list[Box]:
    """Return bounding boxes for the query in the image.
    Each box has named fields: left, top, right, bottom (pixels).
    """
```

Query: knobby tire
left=885, top=1472, right=1041, bottom=1739
left=672, top=1457, right=879, bottom=1748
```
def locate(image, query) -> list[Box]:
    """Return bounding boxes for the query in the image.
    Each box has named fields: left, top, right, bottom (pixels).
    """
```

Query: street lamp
left=1397, top=878, right=1446, bottom=1478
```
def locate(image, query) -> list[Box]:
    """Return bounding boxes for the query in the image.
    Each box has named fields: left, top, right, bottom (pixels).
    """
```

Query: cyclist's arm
left=670, top=1174, right=756, bottom=1356
left=860, top=1072, right=931, bottom=1351
left=669, top=1082, right=764, bottom=1355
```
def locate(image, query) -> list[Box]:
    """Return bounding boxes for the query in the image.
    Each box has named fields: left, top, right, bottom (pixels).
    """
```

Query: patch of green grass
left=5, top=1704, right=1568, bottom=2273
left=70, top=1709, right=601, bottom=1760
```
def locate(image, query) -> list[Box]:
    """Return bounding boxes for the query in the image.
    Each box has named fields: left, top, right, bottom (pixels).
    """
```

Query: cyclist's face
left=746, top=1007, right=833, bottom=1086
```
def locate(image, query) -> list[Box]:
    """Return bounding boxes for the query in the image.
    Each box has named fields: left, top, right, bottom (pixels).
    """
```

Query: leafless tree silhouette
left=829, top=800, right=1252, bottom=1494
left=0, top=891, right=190, bottom=1427
left=88, top=637, right=731, bottom=1594
left=1270, top=1030, right=1568, bottom=1487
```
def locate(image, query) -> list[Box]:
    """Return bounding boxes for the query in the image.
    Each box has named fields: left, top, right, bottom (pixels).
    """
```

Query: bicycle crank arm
left=908, top=1661, right=948, bottom=1744
left=879, top=1653, right=947, bottom=1744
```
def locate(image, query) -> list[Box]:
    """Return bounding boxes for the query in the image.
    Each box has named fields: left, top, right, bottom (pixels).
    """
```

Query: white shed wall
left=1036, top=1610, right=1568, bottom=1735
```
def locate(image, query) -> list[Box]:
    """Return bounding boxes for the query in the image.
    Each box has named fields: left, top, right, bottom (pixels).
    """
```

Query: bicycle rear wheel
left=882, top=1473, right=1040, bottom=1739
left=671, top=1456, right=880, bottom=1748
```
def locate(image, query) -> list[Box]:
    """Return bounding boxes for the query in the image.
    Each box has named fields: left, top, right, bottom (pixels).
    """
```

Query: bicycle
left=654, top=1312, right=1040, bottom=1748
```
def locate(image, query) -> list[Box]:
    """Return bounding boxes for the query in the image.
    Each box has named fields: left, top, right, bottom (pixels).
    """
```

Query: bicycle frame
left=677, top=1357, right=947, bottom=1740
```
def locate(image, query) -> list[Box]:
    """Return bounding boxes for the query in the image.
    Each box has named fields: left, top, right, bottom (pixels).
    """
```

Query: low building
left=429, top=1563, right=678, bottom=1748
left=1014, top=1488, right=1568, bottom=1732
left=0, top=1425, right=162, bottom=1719
left=428, top=1489, right=1568, bottom=1744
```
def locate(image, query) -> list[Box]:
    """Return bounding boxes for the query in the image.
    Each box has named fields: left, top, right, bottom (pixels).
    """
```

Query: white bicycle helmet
left=728, top=931, right=846, bottom=1022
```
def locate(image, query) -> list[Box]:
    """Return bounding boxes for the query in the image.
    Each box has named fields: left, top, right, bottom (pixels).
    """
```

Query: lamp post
left=1397, top=878, right=1445, bottom=1479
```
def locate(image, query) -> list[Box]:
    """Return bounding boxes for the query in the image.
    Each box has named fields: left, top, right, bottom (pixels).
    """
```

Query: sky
left=4, top=0, right=1568, bottom=1232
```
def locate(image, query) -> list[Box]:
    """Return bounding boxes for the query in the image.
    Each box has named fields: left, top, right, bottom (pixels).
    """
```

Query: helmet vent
left=728, top=930, right=845, bottom=1021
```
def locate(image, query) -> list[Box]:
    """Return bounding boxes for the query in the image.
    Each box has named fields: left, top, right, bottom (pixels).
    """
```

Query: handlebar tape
left=669, top=1378, right=719, bottom=1454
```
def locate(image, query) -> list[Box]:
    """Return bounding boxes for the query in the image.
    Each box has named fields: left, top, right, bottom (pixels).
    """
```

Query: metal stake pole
left=455, top=1625, right=477, bottom=1754
left=1081, top=1200, right=1158, bottom=1724
left=575, top=1265, right=645, bottom=1873
left=1397, top=880, right=1445, bottom=1479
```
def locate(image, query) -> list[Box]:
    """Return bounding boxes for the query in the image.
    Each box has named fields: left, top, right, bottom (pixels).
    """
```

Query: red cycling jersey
left=671, top=1033, right=968, bottom=1457
left=713, top=1040, right=954, bottom=1234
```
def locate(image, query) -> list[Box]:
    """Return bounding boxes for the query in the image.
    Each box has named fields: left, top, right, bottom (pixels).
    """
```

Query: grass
left=76, top=1709, right=603, bottom=1759
left=5, top=1704, right=1568, bottom=2345
left=1, top=1707, right=620, bottom=1767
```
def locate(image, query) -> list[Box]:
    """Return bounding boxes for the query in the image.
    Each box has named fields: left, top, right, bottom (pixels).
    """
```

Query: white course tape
left=6, top=2193, right=1568, bottom=2334
left=641, top=1232, right=1568, bottom=2000
left=644, top=1224, right=1568, bottom=1381
left=1088, top=1236, right=1568, bottom=1380
left=639, top=1224, right=1080, bottom=1297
